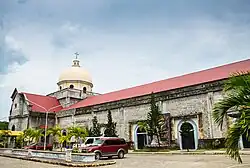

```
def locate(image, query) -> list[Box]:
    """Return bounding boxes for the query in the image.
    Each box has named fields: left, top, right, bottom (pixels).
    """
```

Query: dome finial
left=72, top=52, right=80, bottom=67
left=74, top=52, right=79, bottom=59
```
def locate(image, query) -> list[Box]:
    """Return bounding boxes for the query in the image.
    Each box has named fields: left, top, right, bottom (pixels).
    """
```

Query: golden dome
left=58, top=59, right=92, bottom=84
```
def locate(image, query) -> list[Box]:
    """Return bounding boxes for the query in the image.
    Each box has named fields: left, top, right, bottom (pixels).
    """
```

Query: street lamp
left=25, top=99, right=63, bottom=150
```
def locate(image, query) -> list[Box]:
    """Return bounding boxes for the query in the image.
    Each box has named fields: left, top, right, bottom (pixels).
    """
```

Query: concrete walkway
left=129, top=149, right=250, bottom=155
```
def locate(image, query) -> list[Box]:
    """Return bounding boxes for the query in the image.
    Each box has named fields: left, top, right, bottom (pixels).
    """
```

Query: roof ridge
left=62, top=58, right=250, bottom=111
left=21, top=92, right=57, bottom=99
left=101, top=58, right=250, bottom=95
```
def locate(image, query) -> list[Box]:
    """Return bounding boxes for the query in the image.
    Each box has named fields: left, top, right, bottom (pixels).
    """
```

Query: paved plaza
left=1, top=154, right=250, bottom=168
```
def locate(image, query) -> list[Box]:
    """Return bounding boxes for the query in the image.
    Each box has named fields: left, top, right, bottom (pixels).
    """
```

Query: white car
left=73, top=137, right=102, bottom=150
left=81, top=137, right=101, bottom=147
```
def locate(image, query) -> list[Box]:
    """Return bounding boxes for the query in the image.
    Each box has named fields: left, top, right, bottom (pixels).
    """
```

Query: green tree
left=67, top=125, right=89, bottom=147
left=137, top=92, right=165, bottom=147
left=47, top=125, right=62, bottom=148
left=32, top=129, right=43, bottom=149
left=58, top=133, right=71, bottom=151
left=104, top=110, right=118, bottom=137
left=0, top=130, right=10, bottom=148
left=212, top=71, right=250, bottom=164
left=0, top=122, right=8, bottom=130
left=23, top=128, right=35, bottom=144
left=89, top=116, right=101, bottom=137
left=16, top=133, right=25, bottom=148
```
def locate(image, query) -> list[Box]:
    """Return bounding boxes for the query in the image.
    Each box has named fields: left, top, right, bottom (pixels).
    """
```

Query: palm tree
left=137, top=92, right=165, bottom=147
left=212, top=71, right=250, bottom=164
left=23, top=128, right=35, bottom=144
left=58, top=133, right=70, bottom=151
left=16, top=133, right=25, bottom=148
left=32, top=129, right=43, bottom=149
left=47, top=125, right=62, bottom=148
left=67, top=125, right=89, bottom=147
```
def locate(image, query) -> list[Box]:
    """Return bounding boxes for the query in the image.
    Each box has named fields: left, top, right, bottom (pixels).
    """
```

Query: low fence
left=0, top=148, right=95, bottom=162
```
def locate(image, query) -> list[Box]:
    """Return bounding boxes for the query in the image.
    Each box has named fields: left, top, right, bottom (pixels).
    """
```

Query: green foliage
left=47, top=125, right=62, bottom=137
left=0, top=122, right=8, bottom=130
left=212, top=71, right=250, bottom=164
left=0, top=130, right=10, bottom=148
left=16, top=133, right=25, bottom=148
left=32, top=129, right=43, bottom=144
left=89, top=116, right=102, bottom=137
left=137, top=92, right=165, bottom=147
left=67, top=125, right=89, bottom=141
left=72, top=147, right=80, bottom=153
left=23, top=128, right=36, bottom=144
left=58, top=134, right=70, bottom=146
left=47, top=125, right=62, bottom=148
left=104, top=110, right=118, bottom=137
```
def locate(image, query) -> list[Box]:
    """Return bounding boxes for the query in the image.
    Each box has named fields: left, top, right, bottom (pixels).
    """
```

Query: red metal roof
left=63, top=59, right=250, bottom=111
left=22, top=92, right=62, bottom=113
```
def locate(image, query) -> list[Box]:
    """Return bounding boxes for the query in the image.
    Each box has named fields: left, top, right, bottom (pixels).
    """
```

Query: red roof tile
left=22, top=92, right=62, bottom=113
left=63, top=59, right=250, bottom=111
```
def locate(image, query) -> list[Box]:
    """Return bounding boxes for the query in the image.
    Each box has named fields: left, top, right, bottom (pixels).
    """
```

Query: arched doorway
left=135, top=127, right=148, bottom=149
left=180, top=122, right=195, bottom=150
left=242, top=130, right=250, bottom=148
left=12, top=125, right=16, bottom=131
left=10, top=125, right=16, bottom=148
left=62, top=130, right=67, bottom=147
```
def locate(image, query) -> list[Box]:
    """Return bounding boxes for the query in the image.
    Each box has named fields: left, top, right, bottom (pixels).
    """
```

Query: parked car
left=82, top=137, right=101, bottom=147
left=82, top=137, right=128, bottom=160
left=24, top=142, right=53, bottom=151
left=74, top=137, right=101, bottom=150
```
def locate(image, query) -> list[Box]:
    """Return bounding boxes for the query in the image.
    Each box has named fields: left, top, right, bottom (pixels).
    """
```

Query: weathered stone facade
left=9, top=90, right=56, bottom=131
left=8, top=91, right=29, bottom=131
left=56, top=80, right=229, bottom=149
left=8, top=58, right=250, bottom=150
left=8, top=78, right=230, bottom=150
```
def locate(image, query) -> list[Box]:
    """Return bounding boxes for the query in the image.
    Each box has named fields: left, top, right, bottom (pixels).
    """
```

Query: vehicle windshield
left=91, top=139, right=104, bottom=146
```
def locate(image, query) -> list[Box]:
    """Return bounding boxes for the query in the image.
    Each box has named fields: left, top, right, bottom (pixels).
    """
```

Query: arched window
left=11, top=125, right=15, bottom=131
left=59, top=86, right=62, bottom=90
left=83, top=87, right=87, bottom=93
left=62, top=130, right=67, bottom=136
left=69, top=85, right=74, bottom=89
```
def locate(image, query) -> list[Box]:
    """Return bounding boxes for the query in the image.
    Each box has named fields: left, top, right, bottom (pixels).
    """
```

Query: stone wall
left=57, top=104, right=150, bottom=140
left=48, top=89, right=85, bottom=108
left=8, top=117, right=28, bottom=131
left=57, top=80, right=229, bottom=144
left=9, top=93, right=29, bottom=131
left=10, top=93, right=25, bottom=117
left=29, top=115, right=55, bottom=129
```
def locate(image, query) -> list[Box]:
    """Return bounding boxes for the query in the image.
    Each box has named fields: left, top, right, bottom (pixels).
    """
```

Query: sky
left=0, top=0, right=250, bottom=121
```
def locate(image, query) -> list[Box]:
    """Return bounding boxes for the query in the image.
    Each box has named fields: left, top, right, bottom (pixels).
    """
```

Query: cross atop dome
left=74, top=52, right=79, bottom=59
left=72, top=52, right=80, bottom=67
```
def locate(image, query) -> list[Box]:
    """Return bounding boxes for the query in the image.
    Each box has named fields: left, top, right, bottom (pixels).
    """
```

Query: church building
left=8, top=57, right=250, bottom=150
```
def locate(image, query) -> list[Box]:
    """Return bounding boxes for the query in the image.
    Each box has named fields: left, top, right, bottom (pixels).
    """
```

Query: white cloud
left=1, top=5, right=250, bottom=119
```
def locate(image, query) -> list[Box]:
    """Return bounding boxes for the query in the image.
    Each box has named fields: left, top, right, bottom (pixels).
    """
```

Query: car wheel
left=118, top=151, right=124, bottom=159
left=95, top=152, right=101, bottom=160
